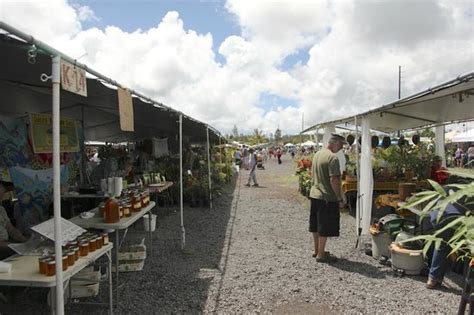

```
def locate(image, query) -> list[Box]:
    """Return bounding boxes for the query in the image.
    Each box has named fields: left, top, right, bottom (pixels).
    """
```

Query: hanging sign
left=60, top=60, right=87, bottom=97
left=29, top=113, right=80, bottom=153
left=117, top=87, right=134, bottom=131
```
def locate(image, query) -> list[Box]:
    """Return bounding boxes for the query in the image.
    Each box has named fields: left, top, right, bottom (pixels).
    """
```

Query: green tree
left=250, top=128, right=266, bottom=145
left=275, top=128, right=282, bottom=144
left=420, top=128, right=435, bottom=139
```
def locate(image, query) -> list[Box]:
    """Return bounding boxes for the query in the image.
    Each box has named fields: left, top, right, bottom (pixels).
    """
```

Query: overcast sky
left=1, top=0, right=473, bottom=135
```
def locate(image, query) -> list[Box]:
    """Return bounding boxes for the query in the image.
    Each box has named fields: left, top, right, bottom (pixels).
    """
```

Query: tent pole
left=219, top=136, right=222, bottom=164
left=207, top=127, right=212, bottom=209
left=52, top=55, right=64, bottom=314
left=179, top=114, right=185, bottom=249
left=354, top=116, right=362, bottom=247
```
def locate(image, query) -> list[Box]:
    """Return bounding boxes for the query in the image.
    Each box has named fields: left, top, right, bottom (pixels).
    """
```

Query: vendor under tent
left=0, top=22, right=224, bottom=314
left=452, top=128, right=474, bottom=143
left=302, top=72, right=474, bottom=239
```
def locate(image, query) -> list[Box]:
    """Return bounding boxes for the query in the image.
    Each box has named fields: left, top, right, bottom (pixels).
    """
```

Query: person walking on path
left=234, top=149, right=242, bottom=168
left=309, top=134, right=346, bottom=263
left=245, top=148, right=259, bottom=187
left=467, top=143, right=474, bottom=168
left=276, top=148, right=282, bottom=164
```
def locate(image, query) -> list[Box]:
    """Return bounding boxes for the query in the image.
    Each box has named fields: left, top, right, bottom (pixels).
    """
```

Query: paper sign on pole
left=117, top=87, right=134, bottom=131
left=60, top=60, right=87, bottom=97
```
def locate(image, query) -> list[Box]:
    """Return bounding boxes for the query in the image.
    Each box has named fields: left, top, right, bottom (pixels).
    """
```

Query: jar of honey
left=104, top=198, right=120, bottom=223
left=72, top=246, right=80, bottom=261
left=38, top=257, right=48, bottom=274
left=95, top=236, right=103, bottom=249
left=62, top=255, right=68, bottom=271
left=79, top=241, right=89, bottom=256
left=122, top=203, right=131, bottom=217
left=89, top=238, right=97, bottom=252
left=132, top=193, right=142, bottom=212
left=119, top=204, right=124, bottom=219
left=102, top=233, right=109, bottom=245
left=66, top=250, right=75, bottom=267
left=46, top=260, right=56, bottom=276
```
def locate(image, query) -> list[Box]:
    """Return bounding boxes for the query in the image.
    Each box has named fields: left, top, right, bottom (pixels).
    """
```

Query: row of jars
left=99, top=189, right=150, bottom=224
left=38, top=232, right=109, bottom=276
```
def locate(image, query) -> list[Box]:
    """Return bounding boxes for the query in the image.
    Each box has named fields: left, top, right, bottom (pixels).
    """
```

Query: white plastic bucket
left=371, top=232, right=392, bottom=259
left=143, top=214, right=157, bottom=232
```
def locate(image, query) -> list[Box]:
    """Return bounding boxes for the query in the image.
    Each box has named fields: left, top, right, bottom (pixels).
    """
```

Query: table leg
left=49, top=287, right=56, bottom=314
left=149, top=209, right=153, bottom=256
left=107, top=249, right=113, bottom=315
left=115, top=230, right=119, bottom=309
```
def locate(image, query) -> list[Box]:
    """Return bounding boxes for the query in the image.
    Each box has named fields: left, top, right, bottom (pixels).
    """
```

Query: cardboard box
left=118, top=244, right=147, bottom=260
left=113, top=259, right=145, bottom=272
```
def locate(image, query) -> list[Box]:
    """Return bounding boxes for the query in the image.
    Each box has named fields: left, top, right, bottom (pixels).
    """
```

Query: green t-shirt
left=309, top=148, right=341, bottom=202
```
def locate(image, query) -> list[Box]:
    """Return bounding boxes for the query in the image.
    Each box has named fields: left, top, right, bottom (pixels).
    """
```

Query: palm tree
left=251, top=128, right=266, bottom=145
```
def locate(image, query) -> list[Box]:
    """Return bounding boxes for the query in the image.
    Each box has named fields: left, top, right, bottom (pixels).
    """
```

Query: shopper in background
left=234, top=149, right=242, bottom=168
left=245, top=148, right=259, bottom=187
left=276, top=148, right=282, bottom=164
left=467, top=143, right=474, bottom=168
left=430, top=156, right=449, bottom=184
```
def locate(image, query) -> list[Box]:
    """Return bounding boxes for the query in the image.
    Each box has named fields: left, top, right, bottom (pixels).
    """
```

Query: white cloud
left=73, top=4, right=99, bottom=22
left=0, top=0, right=472, bottom=136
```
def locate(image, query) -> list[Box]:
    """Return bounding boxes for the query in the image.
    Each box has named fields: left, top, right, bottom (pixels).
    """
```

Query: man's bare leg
left=312, top=232, right=318, bottom=255
left=317, top=236, right=327, bottom=258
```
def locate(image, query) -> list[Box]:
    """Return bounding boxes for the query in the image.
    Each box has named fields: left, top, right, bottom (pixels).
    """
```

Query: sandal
left=312, top=251, right=330, bottom=258
left=316, top=253, right=338, bottom=263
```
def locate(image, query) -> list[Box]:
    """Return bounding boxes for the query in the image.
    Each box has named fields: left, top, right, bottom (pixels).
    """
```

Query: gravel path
left=0, top=156, right=464, bottom=314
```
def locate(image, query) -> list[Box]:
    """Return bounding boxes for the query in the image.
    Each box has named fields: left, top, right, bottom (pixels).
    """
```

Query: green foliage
left=420, top=128, right=435, bottom=139
left=400, top=179, right=474, bottom=259
left=373, top=143, right=435, bottom=179
left=274, top=128, right=282, bottom=143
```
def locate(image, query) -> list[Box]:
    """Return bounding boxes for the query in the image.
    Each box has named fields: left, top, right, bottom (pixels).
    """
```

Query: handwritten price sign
left=60, top=60, right=87, bottom=97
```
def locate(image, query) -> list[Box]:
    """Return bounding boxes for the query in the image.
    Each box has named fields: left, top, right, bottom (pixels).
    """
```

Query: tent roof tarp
left=452, top=129, right=474, bottom=143
left=303, top=72, right=474, bottom=133
left=0, top=34, right=222, bottom=144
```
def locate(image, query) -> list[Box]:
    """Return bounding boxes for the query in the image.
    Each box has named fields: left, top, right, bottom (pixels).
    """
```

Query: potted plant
left=400, top=176, right=473, bottom=260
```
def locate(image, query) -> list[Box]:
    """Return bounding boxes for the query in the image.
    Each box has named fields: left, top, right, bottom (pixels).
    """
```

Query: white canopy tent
left=452, top=129, right=474, bottom=143
left=284, top=143, right=295, bottom=147
left=301, top=140, right=317, bottom=147
left=303, top=72, right=474, bottom=238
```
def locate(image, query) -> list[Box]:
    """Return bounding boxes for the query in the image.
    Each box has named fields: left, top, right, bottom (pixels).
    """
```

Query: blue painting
left=0, top=116, right=29, bottom=174
left=9, top=166, right=69, bottom=229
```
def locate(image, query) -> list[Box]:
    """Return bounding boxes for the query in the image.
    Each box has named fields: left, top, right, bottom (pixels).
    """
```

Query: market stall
left=302, top=72, right=474, bottom=236
left=0, top=22, right=224, bottom=314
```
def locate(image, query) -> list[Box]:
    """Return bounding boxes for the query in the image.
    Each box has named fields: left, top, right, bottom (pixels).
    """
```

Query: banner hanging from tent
left=117, top=87, right=134, bottom=131
left=29, top=113, right=80, bottom=153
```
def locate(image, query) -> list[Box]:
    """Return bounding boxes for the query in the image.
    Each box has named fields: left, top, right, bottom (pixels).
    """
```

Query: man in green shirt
left=309, top=134, right=346, bottom=263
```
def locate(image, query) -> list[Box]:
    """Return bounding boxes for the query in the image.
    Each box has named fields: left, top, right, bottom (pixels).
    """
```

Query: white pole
left=179, top=114, right=185, bottom=249
left=435, top=125, right=446, bottom=167
left=206, top=127, right=212, bottom=209
left=355, top=116, right=360, bottom=236
left=52, top=55, right=64, bottom=314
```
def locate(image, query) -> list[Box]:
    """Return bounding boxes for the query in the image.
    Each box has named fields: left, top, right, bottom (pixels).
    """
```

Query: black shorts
left=309, top=198, right=340, bottom=237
